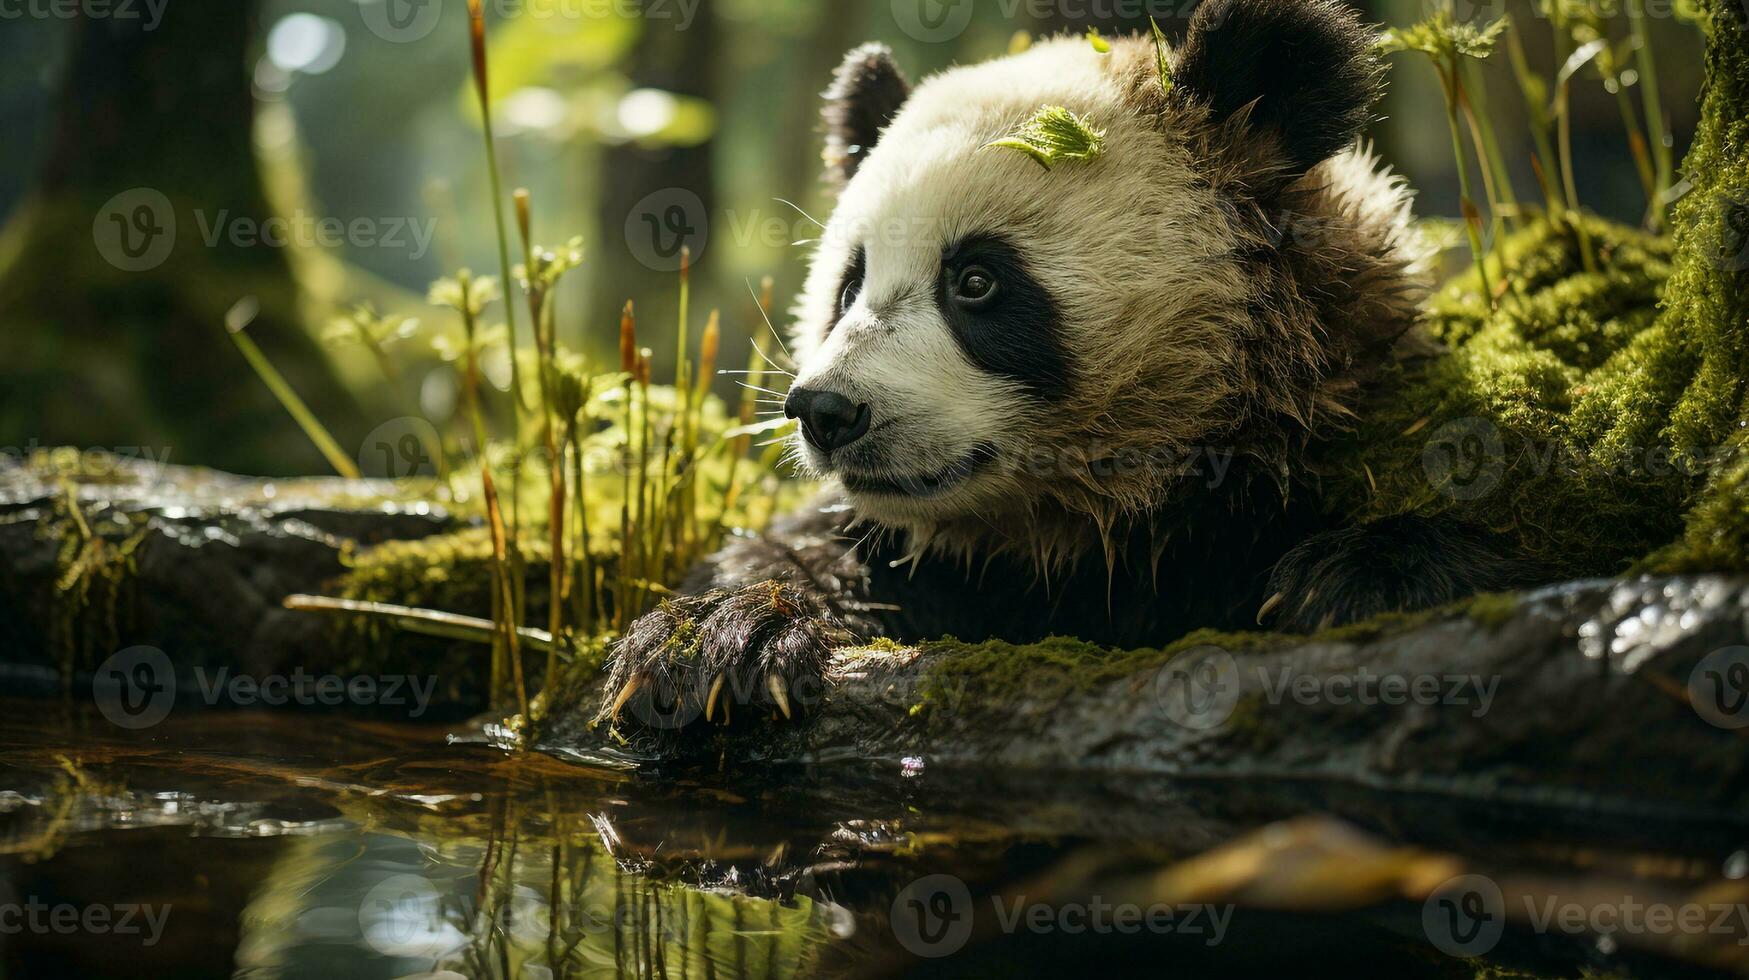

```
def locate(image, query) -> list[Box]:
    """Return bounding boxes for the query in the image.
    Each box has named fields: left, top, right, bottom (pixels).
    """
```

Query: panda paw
left=597, top=582, right=845, bottom=731
left=1259, top=516, right=1537, bottom=632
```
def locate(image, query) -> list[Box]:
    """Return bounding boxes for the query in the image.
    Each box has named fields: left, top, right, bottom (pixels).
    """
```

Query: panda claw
left=607, top=673, right=644, bottom=723
left=705, top=674, right=725, bottom=723
left=1257, top=592, right=1284, bottom=625
left=768, top=674, right=792, bottom=719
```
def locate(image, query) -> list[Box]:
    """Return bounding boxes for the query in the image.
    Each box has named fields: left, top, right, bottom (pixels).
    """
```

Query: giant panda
left=600, top=0, right=1546, bottom=728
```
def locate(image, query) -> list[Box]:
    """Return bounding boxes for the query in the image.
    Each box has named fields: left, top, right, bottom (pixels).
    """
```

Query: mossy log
left=0, top=452, right=452, bottom=690
left=544, top=575, right=1749, bottom=821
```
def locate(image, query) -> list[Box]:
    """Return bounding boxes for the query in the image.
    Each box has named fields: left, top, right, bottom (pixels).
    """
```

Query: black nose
left=785, top=387, right=871, bottom=452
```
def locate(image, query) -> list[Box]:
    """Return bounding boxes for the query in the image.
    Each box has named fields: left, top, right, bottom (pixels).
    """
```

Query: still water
left=1, top=698, right=1746, bottom=979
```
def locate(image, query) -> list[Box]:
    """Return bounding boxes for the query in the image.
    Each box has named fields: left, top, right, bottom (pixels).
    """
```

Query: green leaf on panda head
left=1149, top=16, right=1173, bottom=97
left=1087, top=27, right=1110, bottom=53
left=982, top=105, right=1106, bottom=171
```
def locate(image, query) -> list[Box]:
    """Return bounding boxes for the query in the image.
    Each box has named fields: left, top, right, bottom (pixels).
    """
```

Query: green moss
left=335, top=527, right=514, bottom=624
left=1322, top=212, right=1718, bottom=576
left=1330, top=1, right=1749, bottom=578
left=1462, top=591, right=1522, bottom=629
left=40, top=491, right=150, bottom=679
left=324, top=528, right=550, bottom=693
left=912, top=587, right=1541, bottom=718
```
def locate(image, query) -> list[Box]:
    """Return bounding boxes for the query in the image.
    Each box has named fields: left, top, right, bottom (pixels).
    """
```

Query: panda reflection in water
left=600, top=0, right=1543, bottom=728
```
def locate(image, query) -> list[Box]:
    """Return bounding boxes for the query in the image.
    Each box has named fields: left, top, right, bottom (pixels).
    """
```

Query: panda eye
left=840, top=275, right=863, bottom=315
left=953, top=265, right=1000, bottom=310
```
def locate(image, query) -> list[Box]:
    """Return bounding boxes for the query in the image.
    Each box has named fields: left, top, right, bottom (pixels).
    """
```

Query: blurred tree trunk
left=589, top=1, right=719, bottom=370
left=0, top=5, right=362, bottom=477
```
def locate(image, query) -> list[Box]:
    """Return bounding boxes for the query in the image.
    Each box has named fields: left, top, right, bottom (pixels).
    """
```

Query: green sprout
left=984, top=105, right=1106, bottom=171
left=1149, top=16, right=1174, bottom=97
left=1380, top=10, right=1508, bottom=307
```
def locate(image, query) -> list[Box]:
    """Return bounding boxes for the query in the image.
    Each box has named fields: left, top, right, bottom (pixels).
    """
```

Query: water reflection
left=2, top=700, right=1747, bottom=979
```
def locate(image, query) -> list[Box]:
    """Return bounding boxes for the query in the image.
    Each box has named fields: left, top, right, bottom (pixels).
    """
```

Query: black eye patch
left=828, top=247, right=866, bottom=336
left=936, top=234, right=1069, bottom=402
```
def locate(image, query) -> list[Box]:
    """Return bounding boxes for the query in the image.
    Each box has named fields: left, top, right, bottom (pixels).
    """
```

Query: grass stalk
left=617, top=303, right=637, bottom=633
left=1629, top=0, right=1673, bottom=230
left=512, top=188, right=568, bottom=712
left=1441, top=60, right=1498, bottom=308
left=282, top=594, right=556, bottom=651
left=1458, top=58, right=1519, bottom=223
left=1506, top=17, right=1566, bottom=214
left=634, top=350, right=653, bottom=619
left=481, top=463, right=529, bottom=721
left=1612, top=77, right=1659, bottom=208
left=225, top=312, right=361, bottom=479
left=1546, top=4, right=1598, bottom=271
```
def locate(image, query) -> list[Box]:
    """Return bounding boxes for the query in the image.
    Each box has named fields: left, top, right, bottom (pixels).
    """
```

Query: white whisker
left=735, top=382, right=788, bottom=397
left=775, top=197, right=827, bottom=230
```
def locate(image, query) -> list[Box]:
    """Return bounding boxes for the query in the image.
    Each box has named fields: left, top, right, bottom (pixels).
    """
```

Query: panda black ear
left=1174, top=0, right=1383, bottom=175
left=822, top=43, right=911, bottom=187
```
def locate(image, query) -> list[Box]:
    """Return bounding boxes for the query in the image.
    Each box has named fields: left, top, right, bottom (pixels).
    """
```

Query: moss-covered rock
left=1320, top=216, right=1688, bottom=576
left=1324, top=0, right=1747, bottom=578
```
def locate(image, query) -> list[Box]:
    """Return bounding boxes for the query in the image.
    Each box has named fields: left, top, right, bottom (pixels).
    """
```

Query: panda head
left=784, top=0, right=1415, bottom=555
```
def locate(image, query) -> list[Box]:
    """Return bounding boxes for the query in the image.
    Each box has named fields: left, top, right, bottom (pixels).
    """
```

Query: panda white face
left=784, top=38, right=1242, bottom=530
left=783, top=3, right=1414, bottom=548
